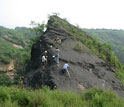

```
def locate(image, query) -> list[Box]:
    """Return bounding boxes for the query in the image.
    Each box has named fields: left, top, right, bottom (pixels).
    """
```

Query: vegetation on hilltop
left=83, top=29, right=124, bottom=65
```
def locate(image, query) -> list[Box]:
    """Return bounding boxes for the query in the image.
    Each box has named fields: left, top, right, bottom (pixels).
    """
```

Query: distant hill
left=0, top=26, right=37, bottom=64
left=0, top=26, right=35, bottom=63
left=0, top=26, right=38, bottom=86
left=83, top=29, right=124, bottom=65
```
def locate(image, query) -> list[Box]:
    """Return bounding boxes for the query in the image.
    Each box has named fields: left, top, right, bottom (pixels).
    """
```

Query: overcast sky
left=0, top=0, right=124, bottom=29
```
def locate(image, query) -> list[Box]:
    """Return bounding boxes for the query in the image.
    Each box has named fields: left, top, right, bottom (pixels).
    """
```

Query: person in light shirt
left=62, top=62, right=70, bottom=78
left=42, top=54, right=47, bottom=71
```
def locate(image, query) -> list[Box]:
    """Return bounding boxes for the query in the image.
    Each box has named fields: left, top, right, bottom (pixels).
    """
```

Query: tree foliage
left=84, top=29, right=124, bottom=65
left=30, top=21, right=47, bottom=35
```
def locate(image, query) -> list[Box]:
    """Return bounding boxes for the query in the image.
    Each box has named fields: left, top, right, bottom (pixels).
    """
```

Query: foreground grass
left=0, top=86, right=124, bottom=107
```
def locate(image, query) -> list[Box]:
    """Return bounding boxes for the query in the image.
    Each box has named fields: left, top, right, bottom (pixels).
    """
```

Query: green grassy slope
left=0, top=26, right=38, bottom=86
left=0, top=86, right=124, bottom=107
left=0, top=26, right=37, bottom=64
left=83, top=29, right=124, bottom=65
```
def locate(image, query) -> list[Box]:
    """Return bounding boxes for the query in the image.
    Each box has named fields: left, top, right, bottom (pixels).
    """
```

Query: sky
left=0, top=0, right=124, bottom=29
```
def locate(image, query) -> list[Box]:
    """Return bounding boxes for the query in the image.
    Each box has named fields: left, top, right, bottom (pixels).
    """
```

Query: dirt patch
left=13, top=44, right=23, bottom=49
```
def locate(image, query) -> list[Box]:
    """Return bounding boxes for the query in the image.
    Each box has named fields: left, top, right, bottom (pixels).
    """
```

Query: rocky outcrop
left=0, top=60, right=14, bottom=71
left=24, top=16, right=124, bottom=97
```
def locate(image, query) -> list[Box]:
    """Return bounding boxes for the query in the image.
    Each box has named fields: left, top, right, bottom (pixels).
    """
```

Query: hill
left=83, top=29, right=124, bottom=65
left=0, top=26, right=37, bottom=64
left=0, top=26, right=38, bottom=86
left=24, top=15, right=124, bottom=98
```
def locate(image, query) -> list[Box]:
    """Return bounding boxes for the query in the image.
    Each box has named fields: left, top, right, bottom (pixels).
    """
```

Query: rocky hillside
left=24, top=16, right=124, bottom=97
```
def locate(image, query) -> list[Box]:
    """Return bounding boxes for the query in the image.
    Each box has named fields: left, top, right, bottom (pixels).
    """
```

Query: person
left=62, top=63, right=70, bottom=78
left=42, top=54, right=47, bottom=71
left=44, top=51, right=48, bottom=60
left=55, top=36, right=61, bottom=44
left=54, top=48, right=60, bottom=66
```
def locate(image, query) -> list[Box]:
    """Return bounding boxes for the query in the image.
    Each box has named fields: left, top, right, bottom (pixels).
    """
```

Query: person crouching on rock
left=54, top=47, right=60, bottom=67
left=55, top=36, right=61, bottom=44
left=42, top=54, right=47, bottom=71
left=62, top=62, right=70, bottom=78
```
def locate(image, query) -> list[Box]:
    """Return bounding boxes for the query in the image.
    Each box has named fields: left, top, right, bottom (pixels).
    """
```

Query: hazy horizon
left=1, top=0, right=124, bottom=30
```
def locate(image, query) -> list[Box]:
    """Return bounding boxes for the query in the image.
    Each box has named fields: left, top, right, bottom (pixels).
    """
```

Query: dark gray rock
left=24, top=16, right=124, bottom=97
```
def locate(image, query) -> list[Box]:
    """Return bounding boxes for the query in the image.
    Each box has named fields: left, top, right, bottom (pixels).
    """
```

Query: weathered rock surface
left=0, top=60, right=14, bottom=71
left=24, top=16, right=124, bottom=97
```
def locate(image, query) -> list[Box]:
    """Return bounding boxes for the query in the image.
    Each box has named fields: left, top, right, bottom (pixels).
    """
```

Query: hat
left=45, top=51, right=47, bottom=53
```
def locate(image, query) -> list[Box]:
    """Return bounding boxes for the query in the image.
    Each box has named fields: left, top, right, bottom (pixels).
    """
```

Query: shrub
left=0, top=74, right=12, bottom=86
left=0, top=87, right=124, bottom=107
left=0, top=88, right=10, bottom=102
left=74, top=43, right=82, bottom=52
left=82, top=87, right=124, bottom=107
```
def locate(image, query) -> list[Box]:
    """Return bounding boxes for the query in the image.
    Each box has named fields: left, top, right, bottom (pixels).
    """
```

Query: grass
left=74, top=42, right=90, bottom=53
left=0, top=86, right=124, bottom=107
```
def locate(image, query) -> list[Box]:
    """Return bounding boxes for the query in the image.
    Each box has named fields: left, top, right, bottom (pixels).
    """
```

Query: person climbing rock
left=54, top=47, right=60, bottom=66
left=55, top=36, right=61, bottom=44
left=44, top=50, right=48, bottom=60
left=42, top=54, right=47, bottom=71
left=62, top=62, right=70, bottom=78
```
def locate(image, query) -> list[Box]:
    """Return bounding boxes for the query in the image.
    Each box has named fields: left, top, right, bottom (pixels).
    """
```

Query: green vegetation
left=0, top=74, right=13, bottom=86
left=83, top=29, right=124, bottom=65
left=30, top=21, right=47, bottom=36
left=0, top=86, right=123, bottom=107
left=0, top=26, right=40, bottom=86
left=0, top=26, right=37, bottom=64
left=74, top=42, right=83, bottom=52
left=74, top=42, right=89, bottom=52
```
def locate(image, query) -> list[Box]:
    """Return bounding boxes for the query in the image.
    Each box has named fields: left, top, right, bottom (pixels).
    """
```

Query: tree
left=30, top=21, right=47, bottom=35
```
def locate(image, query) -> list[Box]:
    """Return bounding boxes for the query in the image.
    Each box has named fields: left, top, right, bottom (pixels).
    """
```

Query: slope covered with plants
left=83, top=29, right=124, bottom=65
left=0, top=26, right=37, bottom=64
left=0, top=86, right=124, bottom=107
left=0, top=26, right=39, bottom=86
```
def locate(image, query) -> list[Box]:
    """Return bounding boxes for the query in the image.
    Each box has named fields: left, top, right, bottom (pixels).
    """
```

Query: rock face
left=24, top=16, right=124, bottom=97
left=0, top=60, right=14, bottom=71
